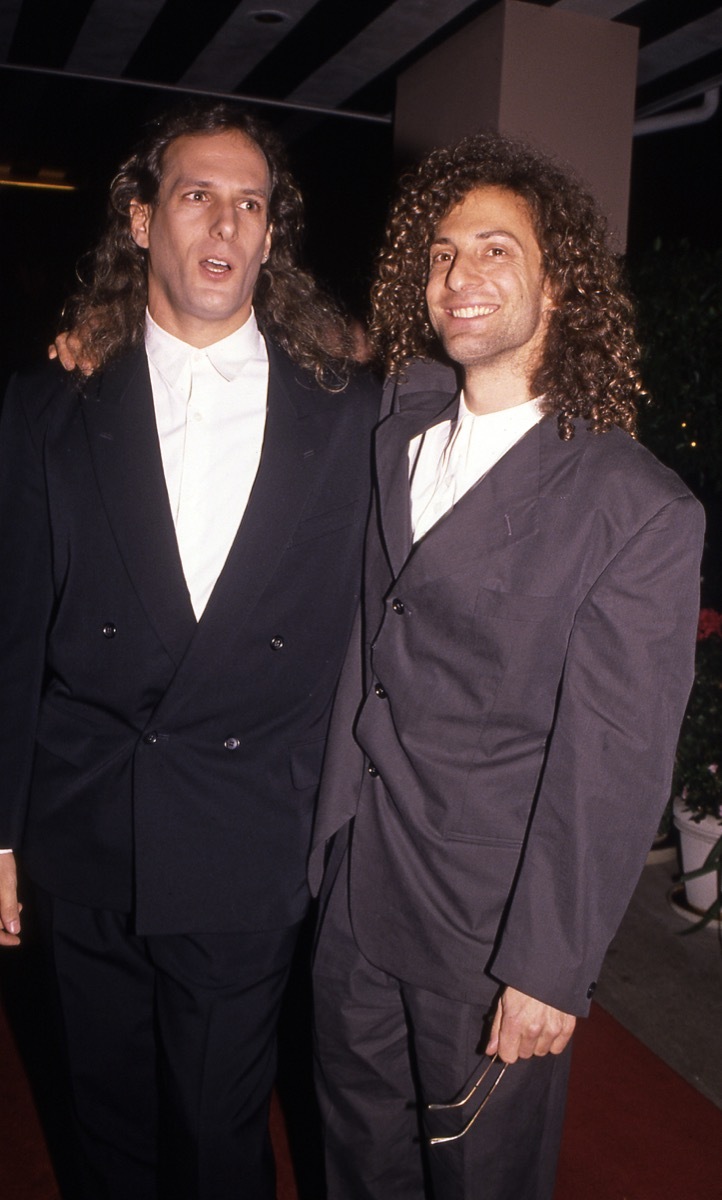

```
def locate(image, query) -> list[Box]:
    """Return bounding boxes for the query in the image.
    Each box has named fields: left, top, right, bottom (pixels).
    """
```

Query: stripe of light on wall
left=0, top=179, right=77, bottom=191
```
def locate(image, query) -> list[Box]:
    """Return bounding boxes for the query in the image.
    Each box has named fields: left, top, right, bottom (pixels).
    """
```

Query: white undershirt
left=409, top=391, right=543, bottom=542
left=145, top=309, right=269, bottom=619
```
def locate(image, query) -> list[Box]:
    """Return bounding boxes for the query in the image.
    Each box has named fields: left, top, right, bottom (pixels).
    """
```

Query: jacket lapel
left=81, top=348, right=197, bottom=667
left=399, top=418, right=543, bottom=590
left=374, top=390, right=458, bottom=577
left=376, top=388, right=581, bottom=590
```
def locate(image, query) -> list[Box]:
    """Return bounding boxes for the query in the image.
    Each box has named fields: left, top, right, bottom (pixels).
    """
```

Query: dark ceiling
left=2, top=0, right=722, bottom=126
left=1, top=0, right=721, bottom=373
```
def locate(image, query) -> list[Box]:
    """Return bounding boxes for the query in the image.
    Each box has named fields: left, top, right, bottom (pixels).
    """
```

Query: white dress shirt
left=145, top=310, right=269, bottom=619
left=409, top=392, right=543, bottom=543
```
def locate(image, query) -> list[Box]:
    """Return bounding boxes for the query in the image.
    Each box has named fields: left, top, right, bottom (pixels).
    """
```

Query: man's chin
left=436, top=333, right=492, bottom=368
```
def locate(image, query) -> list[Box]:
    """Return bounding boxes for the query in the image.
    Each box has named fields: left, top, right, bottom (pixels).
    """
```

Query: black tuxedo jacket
left=311, top=366, right=704, bottom=1015
left=0, top=343, right=378, bottom=934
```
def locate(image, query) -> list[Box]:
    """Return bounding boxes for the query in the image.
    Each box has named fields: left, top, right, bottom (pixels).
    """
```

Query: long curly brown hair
left=371, top=133, right=644, bottom=436
left=62, top=100, right=354, bottom=389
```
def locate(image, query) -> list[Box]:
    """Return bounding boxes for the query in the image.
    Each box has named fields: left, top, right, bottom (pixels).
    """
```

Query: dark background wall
left=1, top=68, right=721, bottom=382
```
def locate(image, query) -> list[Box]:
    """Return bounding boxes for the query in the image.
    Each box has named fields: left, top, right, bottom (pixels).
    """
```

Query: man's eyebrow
left=476, top=228, right=522, bottom=246
left=172, top=177, right=269, bottom=196
left=430, top=228, right=523, bottom=247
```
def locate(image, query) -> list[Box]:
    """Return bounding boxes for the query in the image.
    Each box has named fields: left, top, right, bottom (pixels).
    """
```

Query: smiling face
left=129, top=129, right=273, bottom=348
left=425, top=184, right=554, bottom=410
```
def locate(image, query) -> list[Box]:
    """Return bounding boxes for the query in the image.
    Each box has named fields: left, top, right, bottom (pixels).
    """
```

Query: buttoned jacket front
left=0, top=343, right=378, bottom=934
left=311, top=366, right=703, bottom=1015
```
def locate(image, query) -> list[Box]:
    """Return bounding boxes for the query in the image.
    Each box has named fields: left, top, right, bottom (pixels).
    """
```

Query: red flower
left=697, top=609, right=722, bottom=642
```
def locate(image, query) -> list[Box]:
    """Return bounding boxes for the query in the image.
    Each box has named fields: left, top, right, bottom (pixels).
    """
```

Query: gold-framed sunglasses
left=426, top=1053, right=509, bottom=1146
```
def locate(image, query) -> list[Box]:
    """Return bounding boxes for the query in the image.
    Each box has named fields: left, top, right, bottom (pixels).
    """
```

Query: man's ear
left=130, top=200, right=151, bottom=250
left=261, top=222, right=273, bottom=264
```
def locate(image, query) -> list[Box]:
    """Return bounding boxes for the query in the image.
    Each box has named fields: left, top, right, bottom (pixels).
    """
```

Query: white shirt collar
left=455, top=389, right=542, bottom=430
left=144, top=309, right=266, bottom=393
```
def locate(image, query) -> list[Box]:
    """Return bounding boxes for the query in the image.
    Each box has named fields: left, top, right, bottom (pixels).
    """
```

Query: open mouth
left=201, top=258, right=232, bottom=274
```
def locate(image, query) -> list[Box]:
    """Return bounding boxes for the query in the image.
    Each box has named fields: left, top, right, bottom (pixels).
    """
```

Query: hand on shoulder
left=48, top=329, right=96, bottom=376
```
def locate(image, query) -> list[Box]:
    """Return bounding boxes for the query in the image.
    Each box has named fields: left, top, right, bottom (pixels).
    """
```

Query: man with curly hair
left=0, top=100, right=377, bottom=1199
left=310, top=133, right=704, bottom=1199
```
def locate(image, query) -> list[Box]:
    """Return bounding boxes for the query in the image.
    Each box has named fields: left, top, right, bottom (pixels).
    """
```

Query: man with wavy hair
left=0, top=100, right=377, bottom=1199
left=310, top=133, right=703, bottom=1199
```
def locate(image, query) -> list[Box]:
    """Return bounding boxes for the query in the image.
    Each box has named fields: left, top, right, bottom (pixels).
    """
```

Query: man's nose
left=210, top=203, right=238, bottom=239
left=445, top=254, right=477, bottom=291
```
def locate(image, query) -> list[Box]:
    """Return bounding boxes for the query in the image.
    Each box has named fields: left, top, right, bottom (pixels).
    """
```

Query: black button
left=391, top=599, right=405, bottom=614
left=102, top=622, right=117, bottom=638
left=367, top=764, right=379, bottom=777
left=224, top=737, right=240, bottom=751
left=143, top=731, right=158, bottom=745
left=374, top=684, right=387, bottom=699
left=269, top=635, right=285, bottom=651
left=586, top=982, right=597, bottom=999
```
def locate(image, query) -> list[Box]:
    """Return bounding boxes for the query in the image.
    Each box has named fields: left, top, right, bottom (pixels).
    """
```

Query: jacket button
left=374, top=684, right=387, bottom=699
left=102, top=622, right=117, bottom=638
left=587, top=982, right=597, bottom=999
left=224, top=737, right=240, bottom=751
left=391, top=598, right=405, bottom=614
left=269, top=635, right=285, bottom=651
left=367, top=763, right=379, bottom=777
left=143, top=731, right=158, bottom=745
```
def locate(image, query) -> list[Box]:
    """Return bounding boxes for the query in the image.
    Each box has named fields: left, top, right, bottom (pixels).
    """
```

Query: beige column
left=394, top=0, right=639, bottom=248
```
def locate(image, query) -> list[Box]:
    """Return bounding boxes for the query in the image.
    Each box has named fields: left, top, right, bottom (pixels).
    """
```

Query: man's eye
left=185, top=191, right=207, bottom=202
left=487, top=246, right=507, bottom=257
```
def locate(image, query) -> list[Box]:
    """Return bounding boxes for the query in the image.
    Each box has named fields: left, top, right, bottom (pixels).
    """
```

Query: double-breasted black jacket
left=0, top=342, right=378, bottom=934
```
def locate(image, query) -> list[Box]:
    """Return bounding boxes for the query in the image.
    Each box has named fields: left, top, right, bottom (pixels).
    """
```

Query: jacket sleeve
left=0, top=377, right=54, bottom=848
left=488, top=492, right=705, bottom=1015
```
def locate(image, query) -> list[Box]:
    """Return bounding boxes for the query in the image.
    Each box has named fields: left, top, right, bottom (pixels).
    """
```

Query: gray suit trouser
left=312, top=846, right=571, bottom=1200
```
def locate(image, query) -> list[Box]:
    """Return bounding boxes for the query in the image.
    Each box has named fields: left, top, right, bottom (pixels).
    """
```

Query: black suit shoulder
left=3, top=357, right=79, bottom=427
left=265, top=341, right=380, bottom=423
left=338, top=363, right=383, bottom=421
left=2, top=346, right=149, bottom=439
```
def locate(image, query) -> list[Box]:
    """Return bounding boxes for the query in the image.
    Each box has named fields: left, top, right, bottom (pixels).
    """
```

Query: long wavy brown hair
left=62, top=100, right=354, bottom=388
left=371, top=133, right=644, bottom=436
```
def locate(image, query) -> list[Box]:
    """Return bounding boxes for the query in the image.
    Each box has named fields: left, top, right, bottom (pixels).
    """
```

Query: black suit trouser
left=37, top=890, right=300, bottom=1200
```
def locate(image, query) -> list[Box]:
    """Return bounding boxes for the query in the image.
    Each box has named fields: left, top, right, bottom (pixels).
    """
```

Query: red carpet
left=2, top=998, right=721, bottom=1199
left=555, top=1004, right=722, bottom=1199
left=0, top=996, right=60, bottom=1200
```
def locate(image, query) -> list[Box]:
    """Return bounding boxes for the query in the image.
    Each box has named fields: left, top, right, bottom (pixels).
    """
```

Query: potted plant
left=672, top=608, right=722, bottom=929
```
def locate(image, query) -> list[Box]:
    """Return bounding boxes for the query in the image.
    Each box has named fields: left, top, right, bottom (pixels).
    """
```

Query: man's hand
left=48, top=330, right=95, bottom=375
left=0, top=853, right=22, bottom=947
left=485, top=986, right=576, bottom=1064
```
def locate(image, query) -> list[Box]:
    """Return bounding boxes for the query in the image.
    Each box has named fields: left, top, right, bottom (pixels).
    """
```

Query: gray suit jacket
left=311, top=365, right=704, bottom=1015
